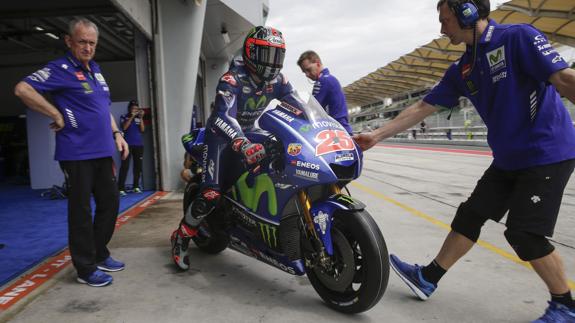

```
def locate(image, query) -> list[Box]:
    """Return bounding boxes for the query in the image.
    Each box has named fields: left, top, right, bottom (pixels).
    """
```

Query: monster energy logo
left=233, top=172, right=277, bottom=216
left=181, top=133, right=194, bottom=143
left=245, top=96, right=268, bottom=111
left=259, top=223, right=278, bottom=247
left=337, top=195, right=356, bottom=205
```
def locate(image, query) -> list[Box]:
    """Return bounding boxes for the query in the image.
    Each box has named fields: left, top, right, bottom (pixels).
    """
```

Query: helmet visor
left=245, top=37, right=286, bottom=81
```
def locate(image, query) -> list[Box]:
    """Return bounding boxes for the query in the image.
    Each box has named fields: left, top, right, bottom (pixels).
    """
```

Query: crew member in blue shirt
left=118, top=100, right=145, bottom=196
left=170, top=26, right=296, bottom=271
left=15, top=18, right=128, bottom=287
left=297, top=50, right=352, bottom=134
left=354, top=1, right=575, bottom=321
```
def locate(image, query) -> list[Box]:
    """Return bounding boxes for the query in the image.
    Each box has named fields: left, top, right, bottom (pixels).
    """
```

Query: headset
left=449, top=0, right=480, bottom=29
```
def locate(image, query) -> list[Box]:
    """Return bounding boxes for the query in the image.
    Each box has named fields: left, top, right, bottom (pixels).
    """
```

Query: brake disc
left=313, top=228, right=355, bottom=292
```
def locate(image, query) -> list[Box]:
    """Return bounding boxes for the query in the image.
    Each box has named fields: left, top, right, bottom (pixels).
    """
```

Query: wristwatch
left=113, top=131, right=124, bottom=138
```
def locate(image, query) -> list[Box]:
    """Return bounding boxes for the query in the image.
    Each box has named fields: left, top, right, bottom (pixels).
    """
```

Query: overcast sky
left=267, top=0, right=509, bottom=99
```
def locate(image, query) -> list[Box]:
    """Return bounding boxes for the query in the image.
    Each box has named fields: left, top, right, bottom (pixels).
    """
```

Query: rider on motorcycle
left=170, top=26, right=295, bottom=270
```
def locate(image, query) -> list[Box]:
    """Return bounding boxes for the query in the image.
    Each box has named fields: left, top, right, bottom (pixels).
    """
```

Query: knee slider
left=504, top=229, right=554, bottom=261
left=184, top=188, right=220, bottom=227
left=451, top=202, right=487, bottom=242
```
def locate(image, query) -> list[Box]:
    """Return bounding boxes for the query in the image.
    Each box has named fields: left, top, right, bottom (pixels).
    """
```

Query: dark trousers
left=60, top=157, right=119, bottom=277
left=118, top=145, right=144, bottom=190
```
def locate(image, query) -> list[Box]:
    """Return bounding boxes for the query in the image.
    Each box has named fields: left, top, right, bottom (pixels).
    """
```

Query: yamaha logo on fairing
left=214, top=117, right=238, bottom=139
left=271, top=109, right=294, bottom=123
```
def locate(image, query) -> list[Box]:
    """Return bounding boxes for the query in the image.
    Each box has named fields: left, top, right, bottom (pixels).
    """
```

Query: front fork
left=298, top=184, right=342, bottom=268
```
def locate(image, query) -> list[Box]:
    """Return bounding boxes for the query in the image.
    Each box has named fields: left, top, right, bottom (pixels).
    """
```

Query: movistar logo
left=489, top=49, right=503, bottom=65
left=234, top=172, right=277, bottom=216
left=300, top=124, right=311, bottom=132
left=486, top=46, right=506, bottom=73
left=245, top=96, right=268, bottom=111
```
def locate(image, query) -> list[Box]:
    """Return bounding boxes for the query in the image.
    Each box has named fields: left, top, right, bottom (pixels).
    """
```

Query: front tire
left=306, top=210, right=389, bottom=313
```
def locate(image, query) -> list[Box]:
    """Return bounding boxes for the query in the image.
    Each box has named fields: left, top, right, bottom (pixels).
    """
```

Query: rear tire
left=306, top=210, right=389, bottom=313
left=183, top=181, right=229, bottom=254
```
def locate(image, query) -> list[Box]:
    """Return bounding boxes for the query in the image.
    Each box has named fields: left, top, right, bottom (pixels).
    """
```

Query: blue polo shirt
left=120, top=114, right=143, bottom=146
left=24, top=53, right=115, bottom=161
left=424, top=20, right=575, bottom=170
left=313, top=68, right=353, bottom=134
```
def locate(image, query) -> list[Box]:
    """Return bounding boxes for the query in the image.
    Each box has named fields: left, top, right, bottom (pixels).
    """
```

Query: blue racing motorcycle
left=182, top=94, right=389, bottom=313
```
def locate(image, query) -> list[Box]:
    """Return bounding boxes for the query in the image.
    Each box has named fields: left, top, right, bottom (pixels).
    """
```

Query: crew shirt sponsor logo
left=94, top=73, right=107, bottom=85
left=214, top=117, right=238, bottom=139
left=295, top=169, right=319, bottom=181
left=492, top=71, right=507, bottom=84
left=552, top=55, right=564, bottom=64
left=28, top=68, right=51, bottom=82
left=533, top=34, right=546, bottom=46
left=486, top=45, right=506, bottom=74
left=81, top=82, right=93, bottom=94
left=75, top=72, right=85, bottom=81
left=484, top=25, right=495, bottom=42
left=271, top=109, right=294, bottom=123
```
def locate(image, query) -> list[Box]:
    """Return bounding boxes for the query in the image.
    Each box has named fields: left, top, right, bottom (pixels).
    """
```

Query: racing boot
left=171, top=188, right=221, bottom=270
left=170, top=223, right=197, bottom=271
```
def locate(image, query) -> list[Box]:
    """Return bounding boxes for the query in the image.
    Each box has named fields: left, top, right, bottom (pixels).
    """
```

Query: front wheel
left=306, top=210, right=389, bottom=313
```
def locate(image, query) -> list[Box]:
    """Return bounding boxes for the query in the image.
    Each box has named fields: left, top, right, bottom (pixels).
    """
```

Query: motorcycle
left=181, top=94, right=389, bottom=313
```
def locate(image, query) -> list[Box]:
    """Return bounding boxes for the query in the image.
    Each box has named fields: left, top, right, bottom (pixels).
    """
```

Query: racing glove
left=232, top=137, right=266, bottom=165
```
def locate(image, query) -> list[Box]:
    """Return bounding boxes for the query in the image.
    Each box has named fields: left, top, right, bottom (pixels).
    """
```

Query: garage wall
left=0, top=61, right=137, bottom=118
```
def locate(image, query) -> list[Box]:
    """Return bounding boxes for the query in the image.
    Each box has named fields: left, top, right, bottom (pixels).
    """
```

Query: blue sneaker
left=532, top=301, right=575, bottom=323
left=97, top=256, right=125, bottom=272
left=77, top=270, right=113, bottom=287
left=389, top=254, right=436, bottom=300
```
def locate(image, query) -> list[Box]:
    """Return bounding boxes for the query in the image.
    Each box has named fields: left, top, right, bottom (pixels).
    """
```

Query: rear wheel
left=306, top=210, right=389, bottom=313
left=183, top=181, right=229, bottom=254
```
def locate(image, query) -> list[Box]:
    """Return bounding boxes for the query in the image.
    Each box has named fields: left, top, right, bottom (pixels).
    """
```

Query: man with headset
left=354, top=0, right=575, bottom=321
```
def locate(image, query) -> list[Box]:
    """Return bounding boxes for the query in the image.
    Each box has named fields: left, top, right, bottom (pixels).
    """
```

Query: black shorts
left=455, top=159, right=575, bottom=237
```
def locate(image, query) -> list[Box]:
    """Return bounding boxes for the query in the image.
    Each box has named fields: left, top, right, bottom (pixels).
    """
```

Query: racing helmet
left=242, top=26, right=286, bottom=82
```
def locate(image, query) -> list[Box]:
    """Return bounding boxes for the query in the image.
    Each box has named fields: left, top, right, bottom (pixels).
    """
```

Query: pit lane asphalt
left=3, top=142, right=574, bottom=323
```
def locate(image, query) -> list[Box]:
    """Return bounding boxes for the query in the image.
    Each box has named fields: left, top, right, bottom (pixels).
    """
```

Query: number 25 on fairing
left=315, top=129, right=354, bottom=156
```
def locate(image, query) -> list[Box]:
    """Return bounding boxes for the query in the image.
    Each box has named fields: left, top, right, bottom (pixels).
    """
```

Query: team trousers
left=60, top=157, right=119, bottom=276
